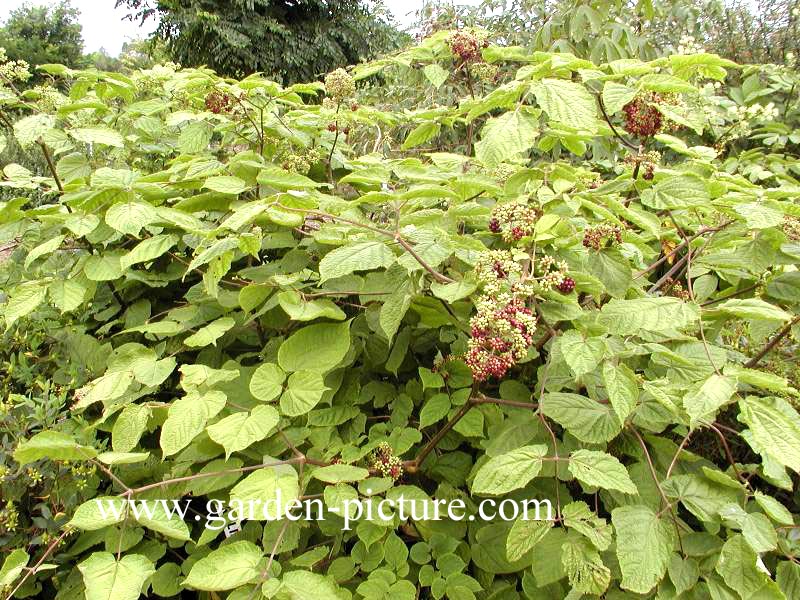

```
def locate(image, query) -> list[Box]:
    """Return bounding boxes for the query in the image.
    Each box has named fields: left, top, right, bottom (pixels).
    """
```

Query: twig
left=744, top=315, right=800, bottom=368
left=36, top=139, right=64, bottom=194
left=597, top=94, right=639, bottom=151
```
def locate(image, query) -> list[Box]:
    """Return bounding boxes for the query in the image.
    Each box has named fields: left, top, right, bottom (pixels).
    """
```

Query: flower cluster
left=783, top=215, right=800, bottom=241
left=281, top=147, right=322, bottom=174
left=447, top=29, right=489, bottom=64
left=583, top=223, right=623, bottom=250
left=31, top=85, right=66, bottom=112
left=369, top=442, right=403, bottom=480
left=727, top=102, right=779, bottom=122
left=324, top=68, right=355, bottom=103
left=488, top=202, right=540, bottom=243
left=535, top=254, right=570, bottom=290
left=662, top=277, right=691, bottom=300
left=470, top=62, right=499, bottom=82
left=68, top=461, right=96, bottom=490
left=622, top=93, right=678, bottom=137
left=205, top=90, right=234, bottom=114
left=624, top=150, right=661, bottom=181
left=0, top=47, right=31, bottom=83
left=676, top=35, right=703, bottom=55
left=0, top=500, right=18, bottom=534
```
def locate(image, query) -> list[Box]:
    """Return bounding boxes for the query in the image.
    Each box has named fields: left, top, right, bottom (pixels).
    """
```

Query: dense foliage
left=2, top=23, right=800, bottom=600
left=116, top=0, right=406, bottom=82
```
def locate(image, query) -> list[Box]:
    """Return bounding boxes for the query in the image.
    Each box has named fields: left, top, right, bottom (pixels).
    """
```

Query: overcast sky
left=0, top=0, right=483, bottom=57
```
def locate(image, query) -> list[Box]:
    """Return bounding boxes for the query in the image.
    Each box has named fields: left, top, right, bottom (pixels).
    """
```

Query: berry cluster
left=324, top=68, right=356, bottom=102
left=488, top=202, right=540, bottom=243
left=621, top=93, right=681, bottom=138
left=583, top=223, right=623, bottom=251
left=205, top=90, right=234, bottom=114
left=466, top=251, right=541, bottom=381
left=535, top=254, right=570, bottom=290
left=622, top=93, right=665, bottom=137
left=369, top=442, right=403, bottom=480
left=558, top=277, right=576, bottom=294
left=447, top=30, right=489, bottom=64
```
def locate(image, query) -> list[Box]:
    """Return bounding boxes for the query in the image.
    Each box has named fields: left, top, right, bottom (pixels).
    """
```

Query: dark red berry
left=327, top=123, right=337, bottom=132
left=622, top=94, right=663, bottom=137
left=558, top=278, right=576, bottom=293
left=342, top=126, right=350, bottom=135
left=488, top=218, right=501, bottom=233
left=350, top=102, right=359, bottom=111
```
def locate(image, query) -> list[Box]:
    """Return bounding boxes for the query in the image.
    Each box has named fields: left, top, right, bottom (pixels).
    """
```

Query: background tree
left=0, top=1, right=84, bottom=72
left=116, top=0, right=408, bottom=82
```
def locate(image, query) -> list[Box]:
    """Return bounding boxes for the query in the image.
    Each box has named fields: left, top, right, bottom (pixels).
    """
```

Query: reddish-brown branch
left=744, top=315, right=800, bottom=368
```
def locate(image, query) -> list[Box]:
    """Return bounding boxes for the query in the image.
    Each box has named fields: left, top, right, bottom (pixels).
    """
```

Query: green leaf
left=282, top=570, right=342, bottom=600
left=474, top=109, right=539, bottom=168
left=207, top=405, right=280, bottom=458
left=96, top=451, right=150, bottom=465
left=69, top=497, right=126, bottom=530
left=183, top=541, right=262, bottom=591
left=120, top=234, right=179, bottom=269
left=319, top=241, right=395, bottom=282
left=83, top=254, right=124, bottom=281
left=683, top=374, right=738, bottom=427
left=230, top=466, right=300, bottom=513
left=13, top=113, right=55, bottom=147
left=569, top=449, right=638, bottom=494
left=71, top=127, right=125, bottom=147
left=184, top=317, right=235, bottom=347
left=753, top=491, right=794, bottom=525
left=716, top=534, right=783, bottom=598
left=0, top=549, right=28, bottom=588
left=598, top=297, right=699, bottom=336
left=105, top=200, right=158, bottom=237
left=640, top=174, right=710, bottom=210
left=112, top=404, right=151, bottom=452
left=420, top=393, right=450, bottom=428
left=717, top=298, right=793, bottom=322
left=257, top=166, right=326, bottom=189
left=249, top=363, right=286, bottom=402
left=541, top=393, right=621, bottom=443
left=277, top=321, right=351, bottom=373
left=178, top=121, right=213, bottom=153
left=77, top=553, right=154, bottom=600
left=612, top=505, right=674, bottom=594
left=602, top=362, right=638, bottom=424
left=278, top=291, right=346, bottom=321
left=739, top=396, right=800, bottom=473
left=312, top=464, right=370, bottom=484
left=14, top=430, right=97, bottom=464
left=555, top=329, right=604, bottom=377
left=531, top=78, right=597, bottom=130
left=423, top=63, right=449, bottom=88
left=160, top=390, right=227, bottom=456
left=203, top=175, right=248, bottom=195
left=741, top=512, right=777, bottom=552
left=506, top=518, right=551, bottom=562
left=602, top=81, right=637, bottom=114
left=280, top=370, right=328, bottom=416
left=402, top=121, right=441, bottom=150
left=471, top=444, right=548, bottom=495
left=24, top=235, right=65, bottom=269
left=4, top=281, right=47, bottom=327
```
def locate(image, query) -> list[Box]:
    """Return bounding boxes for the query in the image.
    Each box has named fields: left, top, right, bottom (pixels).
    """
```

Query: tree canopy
left=116, top=0, right=407, bottom=82
left=0, top=1, right=84, bottom=73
